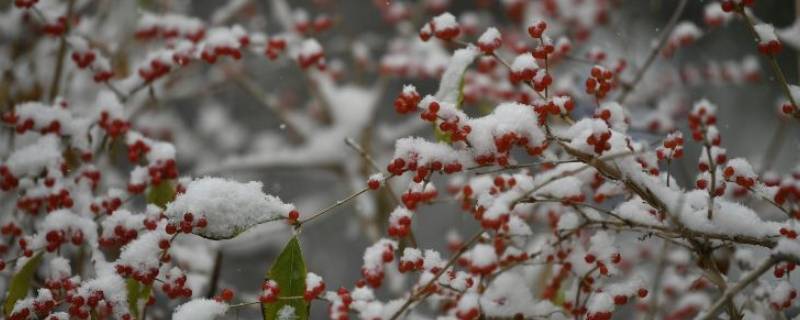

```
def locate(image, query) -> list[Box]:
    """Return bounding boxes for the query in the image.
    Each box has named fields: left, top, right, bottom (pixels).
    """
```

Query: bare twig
left=231, top=72, right=305, bottom=144
left=618, top=0, right=689, bottom=103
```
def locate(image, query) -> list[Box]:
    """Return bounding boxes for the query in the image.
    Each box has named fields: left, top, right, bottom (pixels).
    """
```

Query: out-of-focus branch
left=738, top=9, right=799, bottom=115
left=618, top=0, right=688, bottom=104
left=230, top=72, right=306, bottom=144
left=47, top=0, right=76, bottom=102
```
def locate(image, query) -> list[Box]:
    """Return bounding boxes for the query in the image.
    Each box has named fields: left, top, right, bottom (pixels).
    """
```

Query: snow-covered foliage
left=0, top=1, right=799, bottom=320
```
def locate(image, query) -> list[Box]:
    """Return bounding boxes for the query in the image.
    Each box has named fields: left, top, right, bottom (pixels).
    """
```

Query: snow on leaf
left=165, top=177, right=294, bottom=239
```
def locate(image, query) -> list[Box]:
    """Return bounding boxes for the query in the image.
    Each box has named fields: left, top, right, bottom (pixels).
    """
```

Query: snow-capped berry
left=754, top=23, right=782, bottom=55
left=297, top=39, right=325, bottom=69
left=304, top=272, right=325, bottom=301
left=527, top=20, right=547, bottom=38
left=477, top=27, right=502, bottom=54
left=430, top=13, right=460, bottom=41
left=394, top=85, right=421, bottom=114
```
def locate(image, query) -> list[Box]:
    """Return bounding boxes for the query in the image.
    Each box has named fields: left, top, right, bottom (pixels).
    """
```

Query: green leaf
left=263, top=236, right=308, bottom=320
left=3, top=252, right=43, bottom=316
left=146, top=179, right=175, bottom=208
left=126, top=279, right=151, bottom=320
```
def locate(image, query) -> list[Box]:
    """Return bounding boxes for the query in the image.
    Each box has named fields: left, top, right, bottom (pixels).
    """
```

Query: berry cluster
left=161, top=268, right=193, bottom=299
left=297, top=40, right=325, bottom=69
left=167, top=212, right=208, bottom=234
left=99, top=223, right=138, bottom=247
left=13, top=0, right=38, bottom=9
left=720, top=0, right=755, bottom=12
left=656, top=131, right=685, bottom=161
left=304, top=273, right=326, bottom=301
left=361, top=240, right=396, bottom=288
left=265, top=36, right=287, bottom=60
left=66, top=289, right=130, bottom=320
left=138, top=57, right=173, bottom=83
left=259, top=280, right=280, bottom=303
left=327, top=287, right=353, bottom=320
left=398, top=248, right=424, bottom=273
left=44, top=229, right=84, bottom=252
left=420, top=13, right=461, bottom=41
left=387, top=207, right=413, bottom=238
left=400, top=183, right=438, bottom=210
left=585, top=65, right=615, bottom=100
left=98, top=111, right=130, bottom=139
left=8, top=290, right=57, bottom=320
left=394, top=85, right=421, bottom=114
left=476, top=28, right=502, bottom=54
left=213, top=288, right=235, bottom=302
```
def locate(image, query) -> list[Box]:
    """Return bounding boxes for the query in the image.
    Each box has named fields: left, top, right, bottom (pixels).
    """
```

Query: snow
left=74, top=270, right=130, bottom=318
left=173, top=299, right=228, bottom=320
left=469, top=243, right=498, bottom=268
left=726, top=158, right=756, bottom=179
left=466, top=102, right=546, bottom=155
left=432, top=12, right=458, bottom=30
left=616, top=198, right=662, bottom=226
left=478, top=27, right=501, bottom=45
left=363, top=238, right=397, bottom=273
left=401, top=247, right=423, bottom=262
left=306, top=272, right=323, bottom=288
left=392, top=137, right=473, bottom=167
left=510, top=53, right=538, bottom=73
left=671, top=22, right=702, bottom=42
left=679, top=195, right=780, bottom=238
left=480, top=272, right=559, bottom=317
left=118, top=229, right=167, bottom=273
left=423, top=249, right=445, bottom=271
left=435, top=45, right=479, bottom=104
left=6, top=134, right=62, bottom=177
left=774, top=238, right=800, bottom=259
left=587, top=292, right=614, bottom=313
left=34, top=209, right=98, bottom=249
left=754, top=23, right=778, bottom=42
left=277, top=305, right=297, bottom=320
left=165, top=177, right=295, bottom=239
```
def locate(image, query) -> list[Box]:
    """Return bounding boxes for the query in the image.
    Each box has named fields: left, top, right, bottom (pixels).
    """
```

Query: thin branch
left=388, top=232, right=484, bottom=320
left=699, top=256, right=779, bottom=320
left=738, top=9, right=799, bottom=115
left=231, top=72, right=305, bottom=144
left=618, top=0, right=689, bottom=103
left=46, top=0, right=77, bottom=102
left=295, top=175, right=394, bottom=228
